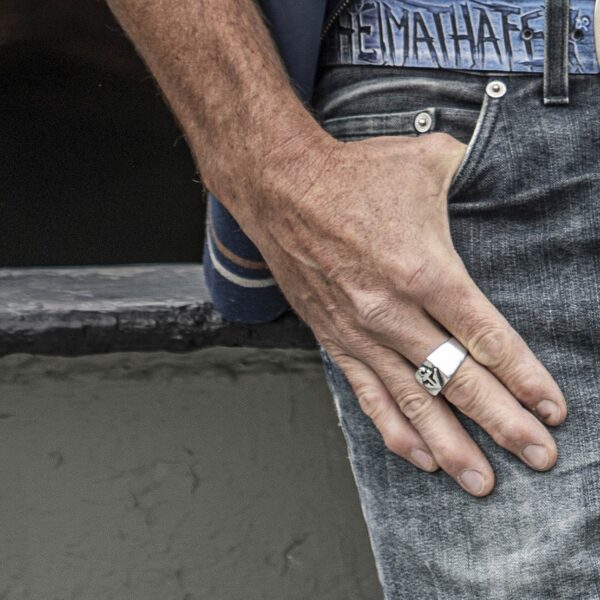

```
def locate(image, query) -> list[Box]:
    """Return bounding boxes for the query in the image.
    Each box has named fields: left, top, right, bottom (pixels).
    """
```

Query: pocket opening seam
left=447, top=86, right=505, bottom=200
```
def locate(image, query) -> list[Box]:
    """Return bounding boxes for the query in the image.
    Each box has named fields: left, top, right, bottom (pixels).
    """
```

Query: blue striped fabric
left=203, top=195, right=287, bottom=323
left=202, top=0, right=328, bottom=323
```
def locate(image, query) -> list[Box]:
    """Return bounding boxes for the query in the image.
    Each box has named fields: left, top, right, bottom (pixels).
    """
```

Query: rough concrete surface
left=0, top=347, right=381, bottom=599
left=0, top=266, right=315, bottom=356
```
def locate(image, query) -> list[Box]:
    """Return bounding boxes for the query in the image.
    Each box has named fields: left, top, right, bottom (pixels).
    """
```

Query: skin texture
left=106, top=0, right=568, bottom=496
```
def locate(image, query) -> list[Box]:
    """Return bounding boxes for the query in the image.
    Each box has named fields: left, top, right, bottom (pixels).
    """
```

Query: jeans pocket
left=446, top=80, right=506, bottom=202
left=322, top=106, right=479, bottom=141
left=318, top=72, right=507, bottom=201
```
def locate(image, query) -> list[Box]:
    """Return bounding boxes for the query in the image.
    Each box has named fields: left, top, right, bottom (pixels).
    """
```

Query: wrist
left=259, top=117, right=339, bottom=208
left=198, top=106, right=340, bottom=240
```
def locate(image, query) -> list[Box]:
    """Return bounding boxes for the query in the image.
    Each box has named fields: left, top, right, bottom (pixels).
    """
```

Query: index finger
left=422, top=262, right=567, bottom=426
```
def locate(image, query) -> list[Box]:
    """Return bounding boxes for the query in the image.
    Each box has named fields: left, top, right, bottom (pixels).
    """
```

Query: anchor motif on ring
left=416, top=363, right=444, bottom=394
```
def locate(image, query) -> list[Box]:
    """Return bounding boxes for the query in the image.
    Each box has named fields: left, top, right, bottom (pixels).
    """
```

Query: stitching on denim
left=543, top=96, right=570, bottom=105
left=447, top=86, right=505, bottom=200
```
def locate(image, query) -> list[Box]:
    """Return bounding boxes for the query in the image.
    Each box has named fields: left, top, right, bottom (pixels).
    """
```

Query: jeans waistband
left=321, top=0, right=600, bottom=75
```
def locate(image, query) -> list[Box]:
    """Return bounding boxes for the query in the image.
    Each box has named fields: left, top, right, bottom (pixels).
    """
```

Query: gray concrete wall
left=0, top=347, right=382, bottom=599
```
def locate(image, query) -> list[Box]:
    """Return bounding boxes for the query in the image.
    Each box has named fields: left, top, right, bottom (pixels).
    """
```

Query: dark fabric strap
left=544, top=0, right=571, bottom=104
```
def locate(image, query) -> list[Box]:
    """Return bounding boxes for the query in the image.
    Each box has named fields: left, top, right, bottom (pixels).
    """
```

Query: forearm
left=106, top=0, right=334, bottom=236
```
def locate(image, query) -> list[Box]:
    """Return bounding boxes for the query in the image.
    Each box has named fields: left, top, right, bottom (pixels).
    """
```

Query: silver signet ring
left=415, top=337, right=468, bottom=396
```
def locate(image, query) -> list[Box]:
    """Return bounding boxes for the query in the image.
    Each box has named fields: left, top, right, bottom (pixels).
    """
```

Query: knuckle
left=324, top=345, right=350, bottom=366
left=355, top=387, right=384, bottom=420
left=384, top=434, right=410, bottom=457
left=320, top=325, right=370, bottom=360
left=329, top=312, right=360, bottom=343
left=469, top=324, right=510, bottom=369
left=314, top=334, right=338, bottom=355
left=426, top=440, right=465, bottom=473
left=397, top=390, right=435, bottom=422
left=343, top=329, right=373, bottom=355
left=325, top=349, right=363, bottom=378
left=503, top=363, right=547, bottom=403
left=492, top=417, right=531, bottom=449
left=444, top=370, right=483, bottom=413
left=355, top=297, right=392, bottom=333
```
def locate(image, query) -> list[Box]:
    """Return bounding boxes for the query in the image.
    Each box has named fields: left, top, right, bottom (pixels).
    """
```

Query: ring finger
left=329, top=352, right=440, bottom=472
left=360, top=343, right=495, bottom=496
left=367, top=308, right=558, bottom=471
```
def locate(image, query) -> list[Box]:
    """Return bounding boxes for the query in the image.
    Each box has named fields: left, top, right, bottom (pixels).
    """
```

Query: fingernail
left=536, top=399, right=560, bottom=421
left=458, top=469, right=485, bottom=495
left=522, top=444, right=549, bottom=470
left=411, top=448, right=435, bottom=471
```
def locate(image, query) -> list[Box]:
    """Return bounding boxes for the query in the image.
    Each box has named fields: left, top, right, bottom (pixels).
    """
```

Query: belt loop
left=544, top=0, right=570, bottom=105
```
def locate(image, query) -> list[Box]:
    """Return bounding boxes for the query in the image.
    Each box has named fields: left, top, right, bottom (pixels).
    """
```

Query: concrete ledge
left=0, top=265, right=316, bottom=356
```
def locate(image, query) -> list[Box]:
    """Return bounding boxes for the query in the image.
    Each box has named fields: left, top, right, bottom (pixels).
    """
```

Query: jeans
left=312, top=65, right=600, bottom=599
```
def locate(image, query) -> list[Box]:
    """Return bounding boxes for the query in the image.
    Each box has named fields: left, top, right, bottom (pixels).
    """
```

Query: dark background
left=0, top=0, right=204, bottom=267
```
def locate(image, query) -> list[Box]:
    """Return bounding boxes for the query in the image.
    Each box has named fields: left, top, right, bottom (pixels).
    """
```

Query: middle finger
left=366, top=307, right=558, bottom=471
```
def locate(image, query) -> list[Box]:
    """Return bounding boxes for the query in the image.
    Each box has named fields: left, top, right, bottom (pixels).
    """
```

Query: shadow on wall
left=0, top=0, right=206, bottom=267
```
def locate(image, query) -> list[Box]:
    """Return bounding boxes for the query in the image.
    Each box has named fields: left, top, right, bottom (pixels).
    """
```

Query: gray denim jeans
left=312, top=64, right=600, bottom=599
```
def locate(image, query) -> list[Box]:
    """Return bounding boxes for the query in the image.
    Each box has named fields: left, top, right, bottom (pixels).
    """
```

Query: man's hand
left=106, top=0, right=567, bottom=496
left=249, top=132, right=567, bottom=496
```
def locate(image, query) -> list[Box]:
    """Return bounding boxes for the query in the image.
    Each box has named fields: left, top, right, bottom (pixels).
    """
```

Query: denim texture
left=314, top=64, right=600, bottom=599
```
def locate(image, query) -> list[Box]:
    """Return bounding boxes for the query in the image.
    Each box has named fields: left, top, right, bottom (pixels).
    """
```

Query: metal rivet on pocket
left=486, top=80, right=507, bottom=98
left=414, top=112, right=432, bottom=133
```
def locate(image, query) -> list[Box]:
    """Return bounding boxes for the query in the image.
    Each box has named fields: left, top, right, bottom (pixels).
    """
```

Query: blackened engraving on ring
left=415, top=361, right=447, bottom=396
